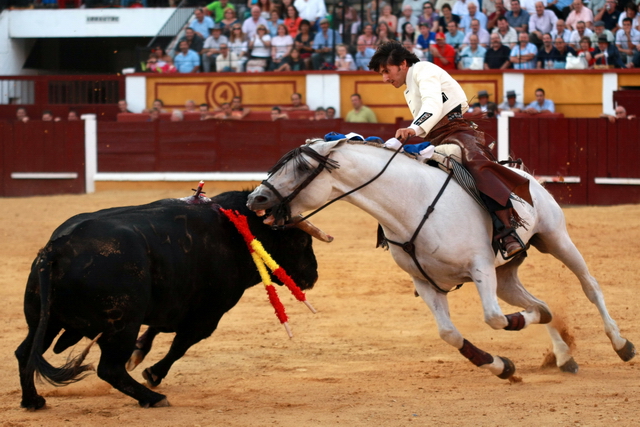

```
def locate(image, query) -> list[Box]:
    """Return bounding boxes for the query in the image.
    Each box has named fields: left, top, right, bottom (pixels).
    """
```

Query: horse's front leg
left=413, top=277, right=515, bottom=379
left=472, top=262, right=551, bottom=332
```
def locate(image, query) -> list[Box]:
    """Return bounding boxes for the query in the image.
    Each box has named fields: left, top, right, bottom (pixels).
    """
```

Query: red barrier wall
left=1, top=121, right=86, bottom=197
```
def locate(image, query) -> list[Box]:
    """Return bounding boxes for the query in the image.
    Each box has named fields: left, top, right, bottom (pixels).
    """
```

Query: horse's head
left=247, top=139, right=342, bottom=242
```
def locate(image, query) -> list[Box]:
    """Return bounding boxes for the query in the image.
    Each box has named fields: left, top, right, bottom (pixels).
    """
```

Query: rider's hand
left=395, top=127, right=416, bottom=143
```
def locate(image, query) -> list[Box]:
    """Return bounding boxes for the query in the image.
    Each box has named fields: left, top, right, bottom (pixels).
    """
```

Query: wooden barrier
left=0, top=121, right=85, bottom=197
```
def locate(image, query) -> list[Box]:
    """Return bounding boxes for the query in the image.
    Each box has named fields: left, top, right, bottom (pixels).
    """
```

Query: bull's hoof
left=559, top=357, right=579, bottom=374
left=496, top=356, right=516, bottom=379
left=142, top=367, right=162, bottom=388
left=616, top=340, right=636, bottom=362
left=126, top=349, right=145, bottom=371
left=152, top=398, right=171, bottom=408
left=21, top=395, right=46, bottom=411
left=139, top=396, right=169, bottom=408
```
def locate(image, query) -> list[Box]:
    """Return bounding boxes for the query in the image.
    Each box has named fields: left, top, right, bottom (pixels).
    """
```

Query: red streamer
left=266, top=285, right=288, bottom=323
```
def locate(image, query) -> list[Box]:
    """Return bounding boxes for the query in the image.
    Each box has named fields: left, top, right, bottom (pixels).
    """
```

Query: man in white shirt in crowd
left=452, top=0, right=479, bottom=17
left=492, top=16, right=518, bottom=47
left=565, top=0, right=594, bottom=30
left=550, top=18, right=572, bottom=42
left=294, top=0, right=328, bottom=27
left=460, top=2, right=488, bottom=33
left=202, top=24, right=228, bottom=72
left=242, top=6, right=268, bottom=39
left=463, top=18, right=491, bottom=47
left=569, top=20, right=593, bottom=48
left=529, top=1, right=557, bottom=45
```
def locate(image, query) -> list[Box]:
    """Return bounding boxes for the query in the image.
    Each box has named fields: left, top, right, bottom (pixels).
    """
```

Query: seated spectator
left=524, top=88, right=555, bottom=114
left=492, top=16, right=518, bottom=48
left=462, top=19, right=490, bottom=47
left=355, top=43, right=376, bottom=70
left=418, top=1, right=439, bottom=33
left=203, top=24, right=229, bottom=72
left=570, top=20, right=594, bottom=48
left=378, top=4, right=399, bottom=35
left=459, top=34, right=487, bottom=68
left=216, top=43, right=240, bottom=71
left=460, top=2, right=488, bottom=33
left=506, top=0, right=530, bottom=33
left=484, top=33, right=512, bottom=68
left=170, top=109, right=184, bottom=121
left=617, top=2, right=639, bottom=32
left=199, top=103, right=211, bottom=120
left=486, top=0, right=507, bottom=31
left=270, top=24, right=294, bottom=71
left=445, top=21, right=465, bottom=50
left=375, top=22, right=395, bottom=45
left=42, top=110, right=59, bottom=121
left=498, top=90, right=524, bottom=113
left=190, top=7, right=215, bottom=39
left=157, top=55, right=178, bottom=73
left=243, top=6, right=269, bottom=39
left=416, top=22, right=435, bottom=54
left=536, top=33, right=562, bottom=68
left=118, top=99, right=132, bottom=114
left=593, top=33, right=626, bottom=67
left=283, top=92, right=310, bottom=110
left=439, top=3, right=462, bottom=33
left=452, top=0, right=478, bottom=17
left=399, top=5, right=419, bottom=32
left=174, top=41, right=201, bottom=73
left=429, top=32, right=457, bottom=69
left=594, top=0, right=620, bottom=32
left=529, top=1, right=558, bottom=46
left=403, top=39, right=427, bottom=60
left=271, top=106, right=289, bottom=120
left=148, top=108, right=160, bottom=122
left=335, top=44, right=357, bottom=70
left=551, top=19, right=572, bottom=43
left=206, top=0, right=236, bottom=23
left=267, top=9, right=284, bottom=37
left=311, top=107, right=328, bottom=120
left=152, top=99, right=168, bottom=113
left=547, top=0, right=573, bottom=22
left=231, top=96, right=251, bottom=118
left=400, top=22, right=418, bottom=44
left=144, top=53, right=160, bottom=72
left=357, top=24, right=378, bottom=49
left=615, top=17, right=640, bottom=64
left=284, top=5, right=303, bottom=38
left=175, top=28, right=205, bottom=57
left=600, top=105, right=636, bottom=122
left=577, top=36, right=596, bottom=66
left=228, top=25, right=249, bottom=72
left=296, top=20, right=316, bottom=69
left=565, top=0, right=594, bottom=30
left=294, top=0, right=327, bottom=27
left=220, top=8, right=241, bottom=37
left=67, top=110, right=80, bottom=121
left=312, top=18, right=343, bottom=70
left=248, top=24, right=272, bottom=70
left=469, top=90, right=497, bottom=114
left=590, top=20, right=615, bottom=45
left=554, top=36, right=577, bottom=65
left=213, top=102, right=239, bottom=119
left=185, top=100, right=197, bottom=112
left=275, top=47, right=307, bottom=71
left=16, top=107, right=29, bottom=122
left=510, top=32, right=538, bottom=68
left=326, top=106, right=336, bottom=119
left=255, top=0, right=273, bottom=20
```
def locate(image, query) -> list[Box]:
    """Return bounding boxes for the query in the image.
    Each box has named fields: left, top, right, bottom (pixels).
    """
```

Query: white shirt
left=403, top=61, right=469, bottom=137
left=569, top=28, right=593, bottom=48
left=242, top=16, right=268, bottom=39
left=293, top=0, right=327, bottom=22
left=452, top=0, right=479, bottom=17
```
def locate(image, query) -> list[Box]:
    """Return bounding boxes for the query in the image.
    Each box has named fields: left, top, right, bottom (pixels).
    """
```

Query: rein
left=381, top=170, right=462, bottom=294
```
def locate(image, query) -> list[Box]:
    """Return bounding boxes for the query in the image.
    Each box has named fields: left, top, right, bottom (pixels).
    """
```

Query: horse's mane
left=304, top=137, right=424, bottom=162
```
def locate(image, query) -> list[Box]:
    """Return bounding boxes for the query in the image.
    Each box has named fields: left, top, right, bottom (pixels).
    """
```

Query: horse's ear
left=325, top=138, right=347, bottom=153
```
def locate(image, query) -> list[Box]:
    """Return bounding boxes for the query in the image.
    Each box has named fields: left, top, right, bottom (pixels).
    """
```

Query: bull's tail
left=26, top=248, right=97, bottom=386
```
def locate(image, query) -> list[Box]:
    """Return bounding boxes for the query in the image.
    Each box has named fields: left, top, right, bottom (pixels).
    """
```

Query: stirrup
left=498, top=231, right=526, bottom=260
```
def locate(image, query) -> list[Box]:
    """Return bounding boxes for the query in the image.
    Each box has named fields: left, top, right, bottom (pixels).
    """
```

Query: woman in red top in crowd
left=577, top=36, right=595, bottom=67
left=284, top=5, right=302, bottom=38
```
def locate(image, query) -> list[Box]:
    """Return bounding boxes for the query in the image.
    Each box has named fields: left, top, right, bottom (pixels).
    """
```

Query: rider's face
left=379, top=61, right=409, bottom=88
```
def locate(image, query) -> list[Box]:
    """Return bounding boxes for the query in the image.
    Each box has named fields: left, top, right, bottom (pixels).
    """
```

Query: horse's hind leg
left=413, top=277, right=515, bottom=380
left=531, top=231, right=635, bottom=362
left=496, top=255, right=578, bottom=373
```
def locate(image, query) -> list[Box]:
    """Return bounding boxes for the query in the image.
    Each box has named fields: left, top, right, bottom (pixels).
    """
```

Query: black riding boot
left=492, top=208, right=525, bottom=259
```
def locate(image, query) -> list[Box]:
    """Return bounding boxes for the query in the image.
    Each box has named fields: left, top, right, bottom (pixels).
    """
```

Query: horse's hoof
left=126, top=349, right=145, bottom=371
left=616, top=340, right=636, bottom=362
left=496, top=356, right=516, bottom=379
left=142, top=368, right=162, bottom=388
left=151, top=398, right=170, bottom=408
left=21, top=395, right=46, bottom=411
left=537, top=305, right=553, bottom=325
left=559, top=357, right=579, bottom=374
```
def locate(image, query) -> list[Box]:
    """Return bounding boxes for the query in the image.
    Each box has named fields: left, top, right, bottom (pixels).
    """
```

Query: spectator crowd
left=140, top=0, right=640, bottom=73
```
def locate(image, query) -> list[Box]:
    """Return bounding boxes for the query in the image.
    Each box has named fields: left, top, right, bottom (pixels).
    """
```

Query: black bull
left=15, top=190, right=318, bottom=409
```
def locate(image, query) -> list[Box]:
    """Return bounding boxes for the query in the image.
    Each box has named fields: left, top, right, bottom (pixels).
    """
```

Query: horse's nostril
left=255, top=195, right=268, bottom=204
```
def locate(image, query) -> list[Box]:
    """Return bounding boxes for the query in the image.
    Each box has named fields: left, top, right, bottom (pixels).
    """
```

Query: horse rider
left=368, top=41, right=532, bottom=259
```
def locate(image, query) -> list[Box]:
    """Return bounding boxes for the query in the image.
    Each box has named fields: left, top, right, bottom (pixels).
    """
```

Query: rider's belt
left=432, top=104, right=463, bottom=132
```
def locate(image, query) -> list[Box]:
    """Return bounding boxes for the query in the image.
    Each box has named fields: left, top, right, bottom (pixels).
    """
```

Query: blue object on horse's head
left=365, top=136, right=384, bottom=144
left=324, top=132, right=346, bottom=141
left=402, top=141, right=432, bottom=154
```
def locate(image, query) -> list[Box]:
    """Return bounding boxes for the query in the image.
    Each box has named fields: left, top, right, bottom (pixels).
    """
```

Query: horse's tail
left=26, top=246, right=96, bottom=387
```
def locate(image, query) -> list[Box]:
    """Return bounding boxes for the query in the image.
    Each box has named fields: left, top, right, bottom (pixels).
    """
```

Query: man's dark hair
left=200, top=103, right=209, bottom=108
left=351, top=93, right=362, bottom=99
left=272, top=106, right=282, bottom=112
left=536, top=88, right=545, bottom=95
left=497, top=16, right=508, bottom=22
left=42, top=110, right=52, bottom=116
left=368, top=41, right=420, bottom=72
left=441, top=3, right=451, bottom=11
left=625, top=2, right=638, bottom=12
left=622, top=17, right=632, bottom=24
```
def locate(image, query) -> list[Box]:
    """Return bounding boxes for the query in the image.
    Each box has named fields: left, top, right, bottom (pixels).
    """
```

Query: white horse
left=247, top=138, right=635, bottom=379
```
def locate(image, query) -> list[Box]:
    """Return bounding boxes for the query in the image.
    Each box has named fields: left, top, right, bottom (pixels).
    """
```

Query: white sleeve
left=408, top=72, right=444, bottom=138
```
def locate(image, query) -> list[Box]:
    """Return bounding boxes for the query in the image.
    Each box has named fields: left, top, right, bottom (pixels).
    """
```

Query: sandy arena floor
left=0, top=181, right=638, bottom=427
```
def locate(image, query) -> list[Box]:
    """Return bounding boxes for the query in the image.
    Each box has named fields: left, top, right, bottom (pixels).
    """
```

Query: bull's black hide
left=15, top=191, right=318, bottom=409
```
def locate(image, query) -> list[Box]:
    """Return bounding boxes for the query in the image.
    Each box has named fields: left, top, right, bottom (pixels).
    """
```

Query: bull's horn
left=293, top=218, right=333, bottom=243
